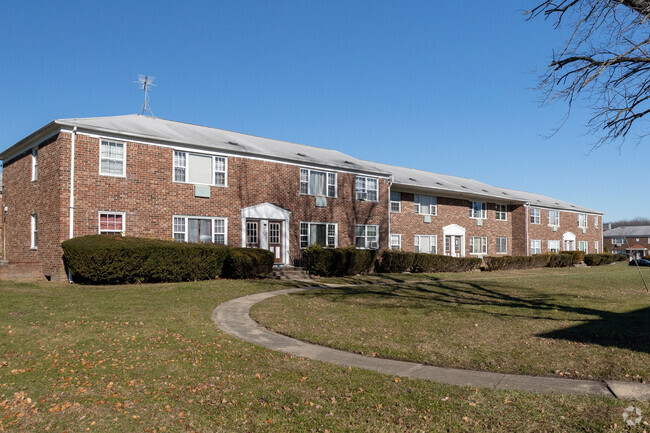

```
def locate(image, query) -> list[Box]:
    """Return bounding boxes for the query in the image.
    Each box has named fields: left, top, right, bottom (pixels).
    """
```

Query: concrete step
left=268, top=266, right=311, bottom=280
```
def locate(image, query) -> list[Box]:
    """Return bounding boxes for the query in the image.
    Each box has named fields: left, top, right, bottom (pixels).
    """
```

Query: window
left=548, top=240, right=560, bottom=253
left=300, top=222, right=337, bottom=248
left=469, top=236, right=487, bottom=255
left=173, top=151, right=227, bottom=186
left=594, top=241, right=599, bottom=254
left=172, top=216, right=227, bottom=244
left=612, top=237, right=625, bottom=244
left=99, top=212, right=125, bottom=235
left=390, top=191, right=401, bottom=213
left=31, top=148, right=38, bottom=181
left=578, top=214, right=588, bottom=228
left=530, top=208, right=541, bottom=224
left=530, top=240, right=541, bottom=255
left=300, top=168, right=336, bottom=197
left=414, top=235, right=437, bottom=254
left=578, top=241, right=588, bottom=253
left=495, top=204, right=507, bottom=221
left=548, top=210, right=560, bottom=226
left=469, top=201, right=487, bottom=219
left=355, top=225, right=378, bottom=249
left=100, top=139, right=125, bottom=177
left=594, top=215, right=599, bottom=228
left=30, top=214, right=37, bottom=249
left=355, top=176, right=378, bottom=201
left=414, top=195, right=437, bottom=216
left=496, top=237, right=508, bottom=254
left=390, top=234, right=401, bottom=250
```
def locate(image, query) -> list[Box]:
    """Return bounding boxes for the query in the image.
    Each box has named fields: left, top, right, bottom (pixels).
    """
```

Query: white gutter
left=69, top=126, right=77, bottom=239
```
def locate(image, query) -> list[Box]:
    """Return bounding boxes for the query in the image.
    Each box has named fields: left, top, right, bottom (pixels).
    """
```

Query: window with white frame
left=611, top=237, right=625, bottom=244
left=414, top=194, right=437, bottom=216
left=594, top=215, right=599, bottom=228
left=31, top=148, right=38, bottom=181
left=173, top=151, right=226, bottom=186
left=390, top=191, right=401, bottom=213
left=355, top=176, right=378, bottom=201
left=530, top=208, right=541, bottom=224
left=100, top=139, right=126, bottom=176
left=30, top=214, right=37, bottom=249
left=355, top=225, right=378, bottom=249
left=578, top=241, right=588, bottom=253
left=300, top=168, right=336, bottom=197
left=548, top=210, right=560, bottom=226
left=99, top=212, right=125, bottom=235
left=469, top=201, right=487, bottom=219
left=495, top=204, right=507, bottom=221
left=469, top=236, right=487, bottom=255
left=594, top=241, right=599, bottom=253
left=496, top=237, right=508, bottom=254
left=300, top=222, right=337, bottom=248
left=548, top=240, right=560, bottom=253
left=530, top=239, right=542, bottom=255
left=578, top=214, right=588, bottom=228
left=414, top=235, right=437, bottom=254
left=390, top=234, right=402, bottom=250
left=172, top=216, right=227, bottom=244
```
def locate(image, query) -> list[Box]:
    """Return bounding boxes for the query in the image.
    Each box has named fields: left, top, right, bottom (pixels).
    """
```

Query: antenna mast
left=135, top=75, right=156, bottom=117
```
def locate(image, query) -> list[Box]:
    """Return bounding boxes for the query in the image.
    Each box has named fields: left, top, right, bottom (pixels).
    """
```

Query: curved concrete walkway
left=211, top=287, right=650, bottom=401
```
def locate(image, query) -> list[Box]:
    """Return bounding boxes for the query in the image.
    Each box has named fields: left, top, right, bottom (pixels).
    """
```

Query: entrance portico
left=241, top=203, right=291, bottom=265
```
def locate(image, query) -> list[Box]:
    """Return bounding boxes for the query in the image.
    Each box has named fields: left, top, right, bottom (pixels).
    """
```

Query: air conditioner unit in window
left=423, top=215, right=431, bottom=223
left=476, top=219, right=483, bottom=226
left=552, top=226, right=557, bottom=232
left=582, top=228, right=586, bottom=234
left=357, top=192, right=367, bottom=201
left=315, top=196, right=327, bottom=208
left=369, top=241, right=378, bottom=249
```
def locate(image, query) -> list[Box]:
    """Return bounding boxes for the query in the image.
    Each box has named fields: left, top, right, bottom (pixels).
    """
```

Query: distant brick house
left=604, top=226, right=650, bottom=260
left=0, top=115, right=604, bottom=281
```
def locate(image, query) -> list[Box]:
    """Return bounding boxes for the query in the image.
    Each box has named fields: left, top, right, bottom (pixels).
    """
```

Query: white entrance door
left=445, top=235, right=462, bottom=257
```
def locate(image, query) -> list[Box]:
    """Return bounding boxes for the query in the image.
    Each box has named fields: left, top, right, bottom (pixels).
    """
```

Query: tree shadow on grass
left=299, top=280, right=650, bottom=354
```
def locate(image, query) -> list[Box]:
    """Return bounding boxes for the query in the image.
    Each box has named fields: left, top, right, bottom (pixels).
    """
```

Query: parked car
left=628, top=259, right=650, bottom=267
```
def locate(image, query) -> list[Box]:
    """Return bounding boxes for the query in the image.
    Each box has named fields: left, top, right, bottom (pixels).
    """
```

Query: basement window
left=99, top=212, right=125, bottom=235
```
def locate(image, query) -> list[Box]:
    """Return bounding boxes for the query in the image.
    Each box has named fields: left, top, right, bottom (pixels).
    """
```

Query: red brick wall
left=604, top=236, right=650, bottom=253
left=525, top=207, right=603, bottom=253
left=389, top=192, right=513, bottom=256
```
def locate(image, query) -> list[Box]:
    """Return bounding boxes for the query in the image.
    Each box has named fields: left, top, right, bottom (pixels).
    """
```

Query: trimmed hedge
left=376, top=250, right=415, bottom=273
left=612, top=254, right=627, bottom=262
left=411, top=254, right=481, bottom=273
left=583, top=253, right=617, bottom=267
left=302, top=246, right=377, bottom=277
left=483, top=254, right=550, bottom=271
left=560, top=250, right=586, bottom=265
left=62, top=235, right=230, bottom=284
left=222, top=248, right=274, bottom=279
left=546, top=253, right=574, bottom=268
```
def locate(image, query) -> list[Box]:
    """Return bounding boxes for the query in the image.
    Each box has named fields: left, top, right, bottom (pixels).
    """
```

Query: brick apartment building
left=0, top=115, right=604, bottom=281
left=604, top=226, right=650, bottom=259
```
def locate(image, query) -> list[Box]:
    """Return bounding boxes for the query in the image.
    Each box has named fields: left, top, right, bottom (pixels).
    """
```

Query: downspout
left=525, top=203, right=530, bottom=256
left=387, top=175, right=393, bottom=250
left=69, top=127, right=77, bottom=240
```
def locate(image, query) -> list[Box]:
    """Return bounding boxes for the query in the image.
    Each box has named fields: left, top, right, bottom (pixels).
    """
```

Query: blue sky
left=1, top=0, right=646, bottom=222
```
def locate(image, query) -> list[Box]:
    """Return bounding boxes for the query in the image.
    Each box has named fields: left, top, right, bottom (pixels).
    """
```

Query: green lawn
left=0, top=275, right=647, bottom=432
left=252, top=263, right=650, bottom=382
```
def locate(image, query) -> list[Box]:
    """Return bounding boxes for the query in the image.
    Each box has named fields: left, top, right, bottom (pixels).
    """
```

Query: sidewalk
left=211, top=287, right=650, bottom=401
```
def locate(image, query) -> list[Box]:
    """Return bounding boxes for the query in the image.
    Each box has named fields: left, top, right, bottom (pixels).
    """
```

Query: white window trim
left=300, top=168, right=337, bottom=198
left=30, top=214, right=37, bottom=250
left=172, top=215, right=228, bottom=244
left=414, top=234, right=437, bottom=254
left=390, top=191, right=401, bottom=213
left=414, top=194, right=437, bottom=216
left=547, top=210, right=560, bottom=227
left=355, top=224, right=379, bottom=249
left=172, top=150, right=228, bottom=187
left=99, top=139, right=126, bottom=178
left=389, top=234, right=402, bottom=250
left=469, top=236, right=488, bottom=255
left=530, top=239, right=542, bottom=255
left=594, top=241, right=599, bottom=254
left=31, top=148, right=38, bottom=182
left=594, top=215, right=599, bottom=228
left=578, top=240, right=588, bottom=253
left=548, top=240, right=561, bottom=253
left=98, top=211, right=126, bottom=235
left=495, top=204, right=507, bottom=221
left=299, top=221, right=338, bottom=248
left=530, top=208, right=541, bottom=225
left=578, top=214, right=588, bottom=229
left=469, top=201, right=487, bottom=219
left=355, top=176, right=379, bottom=202
left=496, top=236, right=508, bottom=254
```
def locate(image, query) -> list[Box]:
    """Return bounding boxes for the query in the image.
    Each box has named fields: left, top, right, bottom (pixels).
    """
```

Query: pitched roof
left=604, top=226, right=650, bottom=237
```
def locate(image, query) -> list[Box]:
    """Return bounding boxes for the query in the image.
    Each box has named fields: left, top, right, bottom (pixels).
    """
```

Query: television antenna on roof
left=135, top=74, right=156, bottom=117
